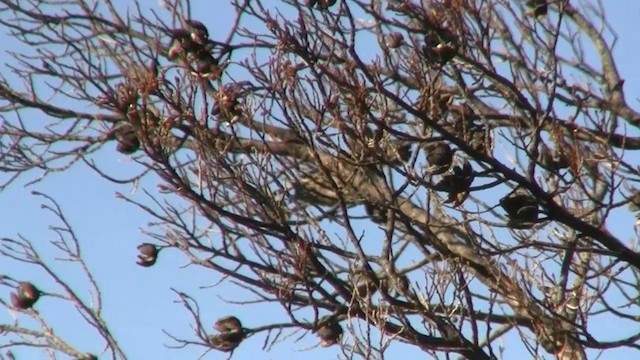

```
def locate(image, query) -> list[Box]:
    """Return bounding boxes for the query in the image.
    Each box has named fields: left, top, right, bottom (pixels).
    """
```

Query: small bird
left=424, top=141, right=454, bottom=175
left=499, top=188, right=539, bottom=228
left=422, top=31, right=457, bottom=65
left=432, top=160, right=473, bottom=205
left=215, top=316, right=243, bottom=333
left=10, top=282, right=41, bottom=309
left=115, top=124, right=140, bottom=155
left=136, top=243, right=159, bottom=267
left=185, top=20, right=209, bottom=45
left=209, top=316, right=245, bottom=352
left=526, top=0, right=548, bottom=18
left=308, top=0, right=338, bottom=10
left=316, top=322, right=343, bottom=347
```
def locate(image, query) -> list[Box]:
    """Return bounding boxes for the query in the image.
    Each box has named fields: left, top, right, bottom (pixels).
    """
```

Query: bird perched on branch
left=432, top=159, right=473, bottom=205
left=500, top=187, right=539, bottom=229
left=424, top=141, right=454, bottom=175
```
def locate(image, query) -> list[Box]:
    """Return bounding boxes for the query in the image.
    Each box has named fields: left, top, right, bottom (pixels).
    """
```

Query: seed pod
left=136, top=243, right=159, bottom=267
left=499, top=188, right=539, bottom=229
left=317, top=322, right=343, bottom=347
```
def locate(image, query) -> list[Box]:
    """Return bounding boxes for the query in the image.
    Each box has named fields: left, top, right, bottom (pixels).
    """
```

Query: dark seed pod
left=317, top=322, right=343, bottom=347
left=10, top=282, right=40, bottom=309
left=499, top=188, right=539, bottom=229
left=424, top=142, right=453, bottom=174
left=136, top=243, right=159, bottom=267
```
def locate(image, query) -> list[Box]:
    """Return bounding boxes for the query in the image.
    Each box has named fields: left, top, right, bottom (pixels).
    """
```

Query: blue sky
left=2, top=1, right=640, bottom=359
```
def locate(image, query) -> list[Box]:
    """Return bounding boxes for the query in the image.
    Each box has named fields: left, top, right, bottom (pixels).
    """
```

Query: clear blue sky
left=2, top=1, right=640, bottom=359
